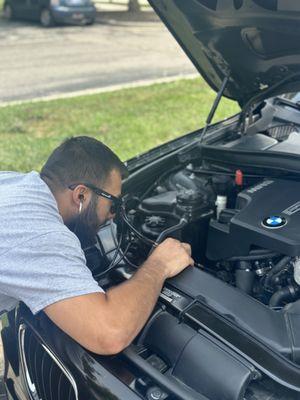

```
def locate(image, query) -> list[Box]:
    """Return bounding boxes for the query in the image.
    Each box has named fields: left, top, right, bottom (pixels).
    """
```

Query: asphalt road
left=0, top=12, right=196, bottom=103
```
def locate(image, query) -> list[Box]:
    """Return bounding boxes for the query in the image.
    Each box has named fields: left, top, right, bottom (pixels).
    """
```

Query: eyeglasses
left=68, top=183, right=123, bottom=214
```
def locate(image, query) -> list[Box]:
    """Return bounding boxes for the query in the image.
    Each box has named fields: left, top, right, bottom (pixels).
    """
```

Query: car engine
left=84, top=131, right=300, bottom=400
left=117, top=165, right=300, bottom=310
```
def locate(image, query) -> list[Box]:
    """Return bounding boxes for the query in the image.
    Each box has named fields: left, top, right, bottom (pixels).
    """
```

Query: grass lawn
left=0, top=78, right=239, bottom=171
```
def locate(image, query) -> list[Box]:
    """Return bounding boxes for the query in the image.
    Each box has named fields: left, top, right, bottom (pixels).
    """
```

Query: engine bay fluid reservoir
left=215, top=195, right=227, bottom=219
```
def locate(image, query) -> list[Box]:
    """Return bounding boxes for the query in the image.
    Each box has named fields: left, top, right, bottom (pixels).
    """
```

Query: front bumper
left=51, top=5, right=96, bottom=23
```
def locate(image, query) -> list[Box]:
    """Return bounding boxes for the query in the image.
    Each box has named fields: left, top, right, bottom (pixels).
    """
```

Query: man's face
left=66, top=169, right=122, bottom=248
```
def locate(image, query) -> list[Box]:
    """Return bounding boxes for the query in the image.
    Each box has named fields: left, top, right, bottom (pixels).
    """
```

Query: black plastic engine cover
left=166, top=268, right=300, bottom=391
left=207, top=179, right=300, bottom=260
left=142, top=312, right=257, bottom=400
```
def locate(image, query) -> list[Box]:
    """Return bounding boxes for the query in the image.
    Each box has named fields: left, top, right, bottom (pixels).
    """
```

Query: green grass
left=0, top=78, right=239, bottom=171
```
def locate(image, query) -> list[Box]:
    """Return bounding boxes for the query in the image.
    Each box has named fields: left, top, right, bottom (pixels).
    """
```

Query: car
left=3, top=0, right=96, bottom=27
left=3, top=0, right=300, bottom=399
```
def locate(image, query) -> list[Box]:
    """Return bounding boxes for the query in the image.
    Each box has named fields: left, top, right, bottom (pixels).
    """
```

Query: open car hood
left=148, top=0, right=300, bottom=107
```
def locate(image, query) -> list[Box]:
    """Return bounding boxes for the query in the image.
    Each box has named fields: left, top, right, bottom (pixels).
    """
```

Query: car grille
left=19, top=324, right=77, bottom=400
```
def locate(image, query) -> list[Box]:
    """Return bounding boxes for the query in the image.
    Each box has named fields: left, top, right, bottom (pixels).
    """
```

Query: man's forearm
left=44, top=239, right=192, bottom=355
left=105, top=260, right=166, bottom=348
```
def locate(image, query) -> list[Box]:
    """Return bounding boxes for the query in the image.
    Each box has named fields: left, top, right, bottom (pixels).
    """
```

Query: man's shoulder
left=0, top=170, right=81, bottom=254
left=0, top=171, right=27, bottom=183
left=34, top=227, right=82, bottom=248
left=0, top=171, right=49, bottom=198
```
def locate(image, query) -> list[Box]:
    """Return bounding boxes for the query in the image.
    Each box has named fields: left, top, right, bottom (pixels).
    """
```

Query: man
left=0, top=136, right=193, bottom=354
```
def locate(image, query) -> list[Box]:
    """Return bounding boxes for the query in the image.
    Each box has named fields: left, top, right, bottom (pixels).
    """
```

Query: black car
left=3, top=0, right=300, bottom=399
left=3, top=0, right=96, bottom=26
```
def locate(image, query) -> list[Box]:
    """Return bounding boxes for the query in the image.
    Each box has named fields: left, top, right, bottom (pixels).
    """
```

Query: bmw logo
left=262, top=215, right=287, bottom=229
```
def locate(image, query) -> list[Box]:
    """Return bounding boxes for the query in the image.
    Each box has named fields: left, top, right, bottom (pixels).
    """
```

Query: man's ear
left=71, top=185, right=88, bottom=208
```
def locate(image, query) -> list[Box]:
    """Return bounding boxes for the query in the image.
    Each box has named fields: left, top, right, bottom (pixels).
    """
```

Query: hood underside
left=148, top=0, right=300, bottom=107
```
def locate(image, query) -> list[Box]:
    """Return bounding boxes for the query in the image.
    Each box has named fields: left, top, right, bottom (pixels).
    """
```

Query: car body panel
left=50, top=5, right=95, bottom=23
left=2, top=305, right=142, bottom=400
left=148, top=0, right=300, bottom=106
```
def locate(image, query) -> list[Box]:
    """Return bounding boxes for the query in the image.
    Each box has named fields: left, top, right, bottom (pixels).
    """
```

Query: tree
left=128, top=0, right=140, bottom=12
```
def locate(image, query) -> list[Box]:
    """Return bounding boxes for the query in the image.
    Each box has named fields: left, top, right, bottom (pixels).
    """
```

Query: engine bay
left=114, top=160, right=300, bottom=310
left=84, top=120, right=300, bottom=399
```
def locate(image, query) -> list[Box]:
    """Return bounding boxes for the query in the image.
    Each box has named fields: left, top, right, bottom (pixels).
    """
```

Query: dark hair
left=40, top=136, right=128, bottom=190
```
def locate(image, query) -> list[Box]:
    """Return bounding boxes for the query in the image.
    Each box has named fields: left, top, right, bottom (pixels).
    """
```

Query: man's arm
left=44, top=238, right=193, bottom=355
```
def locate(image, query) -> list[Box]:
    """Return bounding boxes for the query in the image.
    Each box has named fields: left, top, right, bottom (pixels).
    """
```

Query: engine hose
left=269, top=285, right=299, bottom=308
left=120, top=207, right=157, bottom=247
left=264, top=256, right=291, bottom=289
left=148, top=217, right=188, bottom=256
left=155, top=217, right=188, bottom=244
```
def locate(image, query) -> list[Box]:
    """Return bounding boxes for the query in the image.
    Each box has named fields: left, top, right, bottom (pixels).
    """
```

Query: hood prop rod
left=200, top=73, right=230, bottom=143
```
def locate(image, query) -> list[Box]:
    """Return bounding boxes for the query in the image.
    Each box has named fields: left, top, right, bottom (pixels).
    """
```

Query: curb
left=95, top=9, right=159, bottom=24
left=0, top=73, right=198, bottom=108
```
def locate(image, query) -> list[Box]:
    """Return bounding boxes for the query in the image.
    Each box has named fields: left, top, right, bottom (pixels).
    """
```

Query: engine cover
left=207, top=179, right=300, bottom=260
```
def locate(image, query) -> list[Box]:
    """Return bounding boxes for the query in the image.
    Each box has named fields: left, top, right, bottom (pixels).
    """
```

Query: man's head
left=40, top=136, right=127, bottom=247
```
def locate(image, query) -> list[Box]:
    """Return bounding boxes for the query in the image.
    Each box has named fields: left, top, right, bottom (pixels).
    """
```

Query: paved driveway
left=0, top=13, right=196, bottom=103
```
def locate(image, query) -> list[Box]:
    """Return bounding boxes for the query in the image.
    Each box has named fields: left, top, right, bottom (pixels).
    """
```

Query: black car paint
left=2, top=305, right=142, bottom=400
left=148, top=0, right=300, bottom=107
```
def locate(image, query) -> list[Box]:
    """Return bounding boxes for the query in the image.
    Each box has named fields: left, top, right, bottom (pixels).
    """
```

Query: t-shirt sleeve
left=2, top=231, right=104, bottom=315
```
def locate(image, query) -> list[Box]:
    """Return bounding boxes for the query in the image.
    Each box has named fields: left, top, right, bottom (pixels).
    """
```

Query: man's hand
left=45, top=238, right=194, bottom=355
left=146, top=238, right=194, bottom=279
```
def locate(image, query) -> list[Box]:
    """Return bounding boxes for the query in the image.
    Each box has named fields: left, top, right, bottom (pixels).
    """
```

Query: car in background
left=3, top=0, right=96, bottom=26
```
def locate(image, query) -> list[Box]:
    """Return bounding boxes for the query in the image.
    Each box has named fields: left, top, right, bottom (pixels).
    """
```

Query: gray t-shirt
left=0, top=171, right=103, bottom=315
